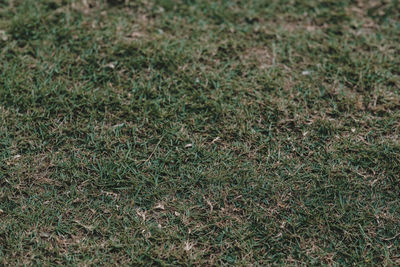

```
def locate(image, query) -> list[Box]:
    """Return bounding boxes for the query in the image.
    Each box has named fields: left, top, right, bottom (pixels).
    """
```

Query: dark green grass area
left=0, top=0, right=399, bottom=265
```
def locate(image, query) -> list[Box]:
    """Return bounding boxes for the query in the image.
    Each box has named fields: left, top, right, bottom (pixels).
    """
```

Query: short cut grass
left=0, top=0, right=399, bottom=265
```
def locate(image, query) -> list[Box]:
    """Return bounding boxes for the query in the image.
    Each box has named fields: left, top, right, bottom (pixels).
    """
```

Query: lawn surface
left=0, top=0, right=399, bottom=265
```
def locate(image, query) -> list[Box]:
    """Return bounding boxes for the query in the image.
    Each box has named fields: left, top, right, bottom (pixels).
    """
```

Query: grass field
left=0, top=0, right=399, bottom=265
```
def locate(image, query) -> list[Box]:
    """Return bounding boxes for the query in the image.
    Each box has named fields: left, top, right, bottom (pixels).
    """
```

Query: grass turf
left=0, top=0, right=399, bottom=265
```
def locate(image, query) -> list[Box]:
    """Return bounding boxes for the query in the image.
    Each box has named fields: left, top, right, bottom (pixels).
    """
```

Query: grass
left=0, top=0, right=399, bottom=265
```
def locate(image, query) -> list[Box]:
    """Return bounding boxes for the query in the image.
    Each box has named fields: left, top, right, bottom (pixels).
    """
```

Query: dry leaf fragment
left=211, top=137, right=220, bottom=144
left=154, top=203, right=165, bottom=210
left=40, top=232, right=50, bottom=238
left=113, top=123, right=124, bottom=128
left=73, top=220, right=95, bottom=231
left=105, top=62, right=116, bottom=69
left=184, top=240, right=194, bottom=251
left=136, top=209, right=146, bottom=220
left=0, top=30, right=7, bottom=41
